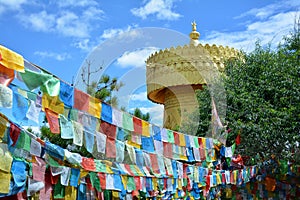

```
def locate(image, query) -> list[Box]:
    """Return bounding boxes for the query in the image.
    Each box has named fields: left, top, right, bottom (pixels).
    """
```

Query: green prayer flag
left=28, top=162, right=32, bottom=177
left=89, top=172, right=101, bottom=192
left=46, top=155, right=61, bottom=167
left=183, top=178, right=188, bottom=187
left=53, top=181, right=65, bottom=199
left=15, top=131, right=31, bottom=151
left=122, top=113, right=134, bottom=131
left=40, top=76, right=60, bottom=96
left=94, top=160, right=106, bottom=173
left=69, top=109, right=78, bottom=121
left=20, top=68, right=52, bottom=91
left=127, top=176, right=136, bottom=191
left=167, top=130, right=175, bottom=143
left=231, top=143, right=236, bottom=154
left=194, top=137, right=199, bottom=148
left=104, top=190, right=112, bottom=200
left=205, top=149, right=212, bottom=163
left=27, top=91, right=37, bottom=101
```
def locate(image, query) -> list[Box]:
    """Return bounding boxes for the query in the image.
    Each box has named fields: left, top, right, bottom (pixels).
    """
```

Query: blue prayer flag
left=101, top=102, right=112, bottom=123
left=141, top=136, right=155, bottom=152
left=69, top=168, right=80, bottom=187
left=152, top=125, right=161, bottom=141
left=45, top=141, right=65, bottom=160
left=59, top=81, right=74, bottom=107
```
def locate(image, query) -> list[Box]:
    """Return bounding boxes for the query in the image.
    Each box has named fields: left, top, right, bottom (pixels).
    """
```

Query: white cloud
left=82, top=6, right=105, bottom=21
left=34, top=51, right=71, bottom=61
left=0, top=0, right=27, bottom=15
left=235, top=0, right=300, bottom=20
left=56, top=11, right=89, bottom=38
left=25, top=11, right=56, bottom=32
left=100, top=25, right=136, bottom=40
left=129, top=92, right=148, bottom=101
left=56, top=0, right=98, bottom=8
left=73, top=39, right=93, bottom=52
left=203, top=11, right=297, bottom=52
left=14, top=1, right=104, bottom=38
left=116, top=47, right=158, bottom=68
left=131, top=0, right=182, bottom=20
left=19, top=6, right=104, bottom=38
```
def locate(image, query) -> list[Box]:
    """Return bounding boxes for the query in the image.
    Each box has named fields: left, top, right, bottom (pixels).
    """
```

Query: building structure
left=146, top=22, right=239, bottom=133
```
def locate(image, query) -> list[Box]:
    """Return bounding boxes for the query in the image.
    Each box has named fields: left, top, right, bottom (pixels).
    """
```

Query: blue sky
left=1, top=0, right=299, bottom=125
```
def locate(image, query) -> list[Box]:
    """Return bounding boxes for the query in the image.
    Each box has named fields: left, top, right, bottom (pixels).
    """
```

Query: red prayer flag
left=133, top=117, right=142, bottom=134
left=45, top=108, right=60, bottom=134
left=134, top=177, right=141, bottom=190
left=100, top=121, right=116, bottom=139
left=86, top=177, right=93, bottom=190
left=222, top=173, right=226, bottom=184
left=173, top=132, right=180, bottom=146
left=0, top=64, right=14, bottom=86
left=98, top=173, right=106, bottom=190
left=164, top=178, right=167, bottom=190
left=81, top=157, right=96, bottom=171
left=10, top=123, right=21, bottom=146
left=50, top=173, right=59, bottom=184
left=105, top=138, right=116, bottom=158
left=206, top=175, right=210, bottom=191
left=124, top=164, right=135, bottom=176
left=163, top=142, right=173, bottom=158
left=198, top=137, right=203, bottom=148
left=74, top=88, right=90, bottom=112
left=149, top=153, right=159, bottom=174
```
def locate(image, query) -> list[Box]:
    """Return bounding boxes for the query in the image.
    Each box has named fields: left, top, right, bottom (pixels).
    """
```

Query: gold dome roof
left=146, top=41, right=239, bottom=104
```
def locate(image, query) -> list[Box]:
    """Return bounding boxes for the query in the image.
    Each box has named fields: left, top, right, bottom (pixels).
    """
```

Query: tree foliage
left=87, top=74, right=124, bottom=107
left=131, top=107, right=150, bottom=122
left=193, top=21, right=300, bottom=164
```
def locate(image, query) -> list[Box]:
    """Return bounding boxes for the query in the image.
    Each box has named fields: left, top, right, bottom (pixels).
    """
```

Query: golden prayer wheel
left=146, top=22, right=239, bottom=133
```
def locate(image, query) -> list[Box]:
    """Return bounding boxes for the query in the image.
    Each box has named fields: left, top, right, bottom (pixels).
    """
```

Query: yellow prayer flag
left=141, top=120, right=150, bottom=137
left=65, top=186, right=77, bottom=200
left=216, top=173, right=222, bottom=185
left=233, top=170, right=238, bottom=185
left=88, top=96, right=101, bottom=119
left=0, top=143, right=13, bottom=172
left=112, top=191, right=119, bottom=198
left=179, top=133, right=186, bottom=146
left=106, top=165, right=113, bottom=174
left=174, top=191, right=179, bottom=199
left=178, top=179, right=182, bottom=190
left=0, top=45, right=25, bottom=72
left=0, top=114, right=8, bottom=139
left=79, top=169, right=89, bottom=184
left=133, top=165, right=144, bottom=176
left=121, top=175, right=127, bottom=190
left=42, top=93, right=64, bottom=114
left=179, top=154, right=188, bottom=161
left=152, top=177, right=158, bottom=190
left=127, top=140, right=141, bottom=149
left=202, top=138, right=206, bottom=149
left=0, top=171, right=11, bottom=193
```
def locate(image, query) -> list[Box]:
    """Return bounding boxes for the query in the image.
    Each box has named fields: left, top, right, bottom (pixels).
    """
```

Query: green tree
left=131, top=107, right=150, bottom=122
left=87, top=74, right=124, bottom=107
left=80, top=60, right=124, bottom=107
left=192, top=21, right=300, bottom=164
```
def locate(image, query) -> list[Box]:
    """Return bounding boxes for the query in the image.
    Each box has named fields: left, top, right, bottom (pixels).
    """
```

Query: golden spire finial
left=191, top=21, right=197, bottom=31
left=189, top=20, right=200, bottom=45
